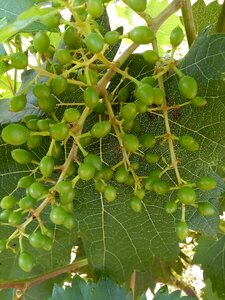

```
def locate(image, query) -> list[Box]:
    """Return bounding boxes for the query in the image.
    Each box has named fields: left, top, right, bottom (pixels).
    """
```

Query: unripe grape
left=170, top=26, right=184, bottom=47
left=165, top=201, right=177, bottom=214
left=9, top=94, right=27, bottom=112
left=177, top=187, right=196, bottom=205
left=51, top=76, right=68, bottom=95
left=123, top=134, right=139, bottom=152
left=129, top=26, right=155, bottom=44
left=1, top=124, right=30, bottom=146
left=39, top=156, right=55, bottom=177
left=121, top=103, right=137, bottom=120
left=11, top=52, right=28, bottom=69
left=91, top=121, right=111, bottom=138
left=128, top=0, right=147, bottom=12
left=196, top=176, right=217, bottom=191
left=78, top=162, right=96, bottom=180
left=104, top=30, right=120, bottom=45
left=84, top=86, right=99, bottom=108
left=50, top=206, right=67, bottom=225
left=176, top=221, right=189, bottom=241
left=178, top=75, right=197, bottom=99
left=64, top=108, right=80, bottom=123
left=103, top=185, right=117, bottom=202
left=85, top=32, right=104, bottom=54
left=50, top=123, right=69, bottom=141
left=1, top=195, right=17, bottom=209
left=135, top=83, right=154, bottom=105
left=18, top=252, right=34, bottom=272
left=11, top=149, right=33, bottom=164
left=198, top=202, right=216, bottom=216
left=191, top=96, right=207, bottom=107
left=33, top=32, right=50, bottom=53
left=143, top=50, right=159, bottom=64
left=87, top=0, right=104, bottom=18
left=130, top=195, right=142, bottom=213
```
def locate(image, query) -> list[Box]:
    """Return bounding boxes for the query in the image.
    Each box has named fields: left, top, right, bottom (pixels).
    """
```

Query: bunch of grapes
left=0, top=0, right=216, bottom=272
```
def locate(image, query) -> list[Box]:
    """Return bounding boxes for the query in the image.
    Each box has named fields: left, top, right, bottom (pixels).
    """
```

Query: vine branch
left=181, top=0, right=197, bottom=47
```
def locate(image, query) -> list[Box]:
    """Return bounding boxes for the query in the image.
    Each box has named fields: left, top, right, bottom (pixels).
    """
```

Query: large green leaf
left=193, top=234, right=225, bottom=298
left=202, top=279, right=222, bottom=300
left=0, top=0, right=36, bottom=21
left=192, top=0, right=222, bottom=34
left=51, top=275, right=133, bottom=300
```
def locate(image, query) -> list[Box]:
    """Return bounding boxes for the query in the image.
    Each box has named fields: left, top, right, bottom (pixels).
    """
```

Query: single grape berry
left=51, top=76, right=68, bottom=95
left=33, top=32, right=50, bottom=53
left=87, top=0, right=104, bottom=18
left=85, top=32, right=104, bottom=54
left=11, top=149, right=33, bottom=164
left=17, top=175, right=35, bottom=188
left=55, top=49, right=72, bottom=65
left=50, top=206, right=67, bottom=225
left=19, top=196, right=36, bottom=209
left=118, top=87, right=129, bottom=102
left=29, top=182, right=47, bottom=200
left=1, top=124, right=30, bottom=145
left=170, top=26, right=184, bottom=47
left=191, top=96, right=207, bottom=107
left=115, top=166, right=129, bottom=183
left=130, top=195, right=142, bottom=213
left=140, top=134, right=156, bottom=148
left=153, top=88, right=165, bottom=105
left=8, top=211, right=22, bottom=226
left=95, top=180, right=106, bottom=192
left=64, top=108, right=80, bottom=123
left=165, top=201, right=177, bottom=214
left=33, top=84, right=50, bottom=98
left=143, top=50, right=159, bottom=64
left=178, top=135, right=199, bottom=152
left=135, top=83, right=154, bottom=105
left=198, top=202, right=216, bottom=216
left=196, top=176, right=217, bottom=191
left=11, top=52, right=28, bottom=69
left=50, top=123, right=69, bottom=141
left=104, top=30, right=120, bottom=45
left=176, top=221, right=189, bottom=241
left=135, top=188, right=145, bottom=200
left=18, top=252, right=34, bottom=272
left=9, top=94, right=27, bottom=112
left=152, top=180, right=170, bottom=194
left=135, top=101, right=148, bottom=113
left=129, top=26, right=155, bottom=44
left=177, top=187, right=196, bottom=205
left=29, top=232, right=45, bottom=248
left=121, top=103, right=137, bottom=120
left=56, top=181, right=72, bottom=194
left=84, top=154, right=102, bottom=171
left=128, top=0, right=147, bottom=12
left=41, top=13, right=61, bottom=29
left=91, top=121, right=111, bottom=138
left=123, top=134, right=139, bottom=152
left=84, top=87, right=99, bottom=108
left=37, top=95, right=57, bottom=113
left=145, top=152, right=160, bottom=164
left=63, top=26, right=82, bottom=49
left=39, top=156, right=55, bottom=177
left=78, top=162, right=96, bottom=180
left=178, top=75, right=197, bottom=99
left=27, top=135, right=43, bottom=149
left=103, top=185, right=117, bottom=202
left=63, top=213, right=76, bottom=230
left=140, top=76, right=156, bottom=86
left=60, top=189, right=76, bottom=205
left=1, top=195, right=17, bottom=209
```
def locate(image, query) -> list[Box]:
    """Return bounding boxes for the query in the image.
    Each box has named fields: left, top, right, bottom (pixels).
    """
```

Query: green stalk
left=181, top=0, right=197, bottom=47
left=216, top=0, right=225, bottom=32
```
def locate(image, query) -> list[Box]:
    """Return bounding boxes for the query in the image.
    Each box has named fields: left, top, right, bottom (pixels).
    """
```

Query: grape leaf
left=153, top=285, right=198, bottom=299
left=193, top=234, right=225, bottom=298
left=192, top=0, right=222, bottom=33
left=0, top=0, right=36, bottom=21
left=51, top=275, right=133, bottom=300
left=202, top=279, right=222, bottom=300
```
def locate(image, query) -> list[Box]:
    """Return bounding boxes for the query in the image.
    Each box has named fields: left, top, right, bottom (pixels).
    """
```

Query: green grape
left=91, top=121, right=111, bottom=138
left=63, top=26, right=82, bottom=49
left=44, top=44, right=55, bottom=59
left=178, top=135, right=199, bottom=152
left=131, top=161, right=139, bottom=170
left=84, top=86, right=99, bottom=108
left=78, top=162, right=96, bottom=180
left=85, top=32, right=104, bottom=53
left=39, top=156, right=55, bottom=177
left=27, top=135, right=43, bottom=149
left=143, top=50, right=159, bottom=64
left=135, top=101, right=148, bottom=113
left=11, top=149, right=33, bottom=164
left=170, top=26, right=184, bottom=47
left=165, top=201, right=177, bottom=214
left=1, top=124, right=30, bottom=145
left=17, top=175, right=35, bottom=188
left=97, top=165, right=114, bottom=181
left=26, top=118, right=39, bottom=131
left=121, top=103, right=137, bottom=120
left=135, top=188, right=145, bottom=200
left=87, top=0, right=104, bottom=18
left=84, top=153, right=102, bottom=171
left=11, top=52, right=28, bottom=69
left=118, top=87, right=129, bottom=102
left=145, top=152, right=160, bottom=164
left=56, top=181, right=73, bottom=194
left=125, top=174, right=135, bottom=186
left=95, top=180, right=106, bottom=192
left=18, top=252, right=34, bottom=272
left=145, top=176, right=157, bottom=191
left=196, top=176, right=217, bottom=191
left=51, top=142, right=63, bottom=158
left=19, top=196, right=36, bottom=209
left=140, top=134, right=156, bottom=148
left=103, top=185, right=117, bottom=202
left=128, top=0, right=146, bottom=12
left=74, top=0, right=86, bottom=16
left=152, top=180, right=170, bottom=194
left=33, top=32, right=50, bottom=53
left=60, top=189, right=76, bottom=205
left=9, top=94, right=27, bottom=112
left=63, top=213, right=76, bottom=230
left=64, top=108, right=80, bottom=123
left=129, top=26, right=155, bottom=44
left=50, top=206, right=67, bottom=225
left=123, top=134, right=139, bottom=152
left=191, top=96, right=207, bottom=107
left=55, top=49, right=72, bottom=65
left=198, top=202, right=216, bottom=216
left=93, top=102, right=106, bottom=114
left=8, top=211, right=22, bottom=226
left=28, top=182, right=47, bottom=200
left=37, top=119, right=51, bottom=131
left=62, top=202, right=74, bottom=213
left=37, top=95, right=57, bottom=113
left=41, top=13, right=61, bottom=29
left=123, top=119, right=134, bottom=132
left=0, top=209, right=11, bottom=222
left=33, top=83, right=50, bottom=98
left=115, top=166, right=129, bottom=183
left=51, top=76, right=68, bottom=95
left=130, top=195, right=142, bottom=213
left=178, top=75, right=197, bottom=99
left=104, top=30, right=120, bottom=45
left=135, top=83, right=154, bottom=105
left=41, top=235, right=53, bottom=251
left=153, top=88, right=165, bottom=105
left=176, top=221, right=189, bottom=241
left=140, top=76, right=156, bottom=86
left=29, top=232, right=45, bottom=248
left=177, top=187, right=196, bottom=205
left=1, top=195, right=17, bottom=209
left=50, top=123, right=69, bottom=141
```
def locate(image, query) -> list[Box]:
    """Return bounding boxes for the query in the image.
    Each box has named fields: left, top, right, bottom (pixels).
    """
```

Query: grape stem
left=181, top=0, right=197, bottom=47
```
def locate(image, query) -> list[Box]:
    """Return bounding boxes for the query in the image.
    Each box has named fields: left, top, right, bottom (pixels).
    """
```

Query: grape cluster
left=0, top=0, right=216, bottom=272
